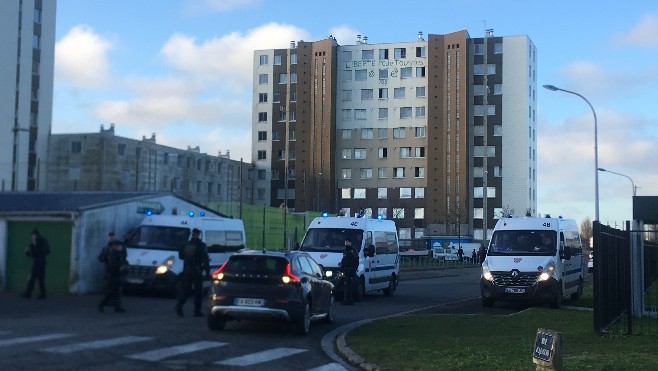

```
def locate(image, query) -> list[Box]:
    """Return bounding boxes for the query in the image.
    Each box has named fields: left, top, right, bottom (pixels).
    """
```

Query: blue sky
left=53, top=0, right=658, bottom=228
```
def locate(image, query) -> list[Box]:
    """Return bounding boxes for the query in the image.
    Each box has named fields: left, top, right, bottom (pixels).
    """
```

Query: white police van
left=298, top=215, right=400, bottom=300
left=480, top=216, right=584, bottom=308
left=124, top=213, right=246, bottom=294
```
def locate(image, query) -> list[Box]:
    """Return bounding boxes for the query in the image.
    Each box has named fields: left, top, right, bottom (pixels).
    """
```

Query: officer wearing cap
left=340, top=238, right=359, bottom=305
left=175, top=228, right=209, bottom=317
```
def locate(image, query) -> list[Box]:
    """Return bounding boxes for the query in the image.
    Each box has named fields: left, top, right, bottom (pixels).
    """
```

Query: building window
left=343, top=90, right=352, bottom=101
left=257, top=131, right=267, bottom=141
left=289, top=110, right=296, bottom=121
left=378, top=188, right=387, bottom=199
left=342, top=188, right=351, bottom=199
left=400, top=147, right=412, bottom=158
left=355, top=69, right=367, bottom=81
left=290, top=54, right=297, bottom=64
left=118, top=143, right=126, bottom=156
left=354, top=109, right=367, bottom=120
left=257, top=150, right=267, bottom=160
left=414, top=167, right=425, bottom=178
left=272, top=131, right=281, bottom=141
left=394, top=48, right=406, bottom=59
left=400, top=188, right=412, bottom=199
left=416, top=67, right=426, bottom=77
left=415, top=147, right=425, bottom=158
left=393, top=167, right=405, bottom=178
left=393, top=127, right=406, bottom=139
left=342, top=169, right=352, bottom=179
left=279, top=73, right=288, bottom=84
left=379, top=49, right=389, bottom=59
left=288, top=129, right=296, bottom=141
left=494, top=43, right=503, bottom=54
left=474, top=43, right=484, bottom=55
left=290, top=72, right=297, bottom=83
left=342, top=129, right=352, bottom=140
left=273, top=93, right=281, bottom=103
left=342, top=149, right=352, bottom=159
left=33, top=34, right=40, bottom=49
left=258, top=74, right=268, bottom=84
left=414, top=208, right=425, bottom=219
left=360, top=168, right=373, bottom=179
left=378, top=88, right=388, bottom=99
left=494, top=84, right=502, bottom=95
left=378, top=108, right=388, bottom=119
left=378, top=147, right=388, bottom=159
left=341, top=70, right=352, bottom=81
left=71, top=141, right=82, bottom=154
left=257, top=188, right=266, bottom=200
left=259, top=55, right=269, bottom=65
left=361, top=128, right=374, bottom=139
left=354, top=148, right=367, bottom=159
left=278, top=111, right=286, bottom=121
left=354, top=188, right=366, bottom=199
left=342, top=109, right=352, bottom=121
left=400, top=67, right=412, bottom=78
left=415, top=187, right=425, bottom=199
left=415, top=127, right=425, bottom=138
left=290, top=91, right=297, bottom=102
left=394, top=87, right=405, bottom=98
left=258, top=112, right=267, bottom=122
left=257, top=169, right=266, bottom=180
left=415, top=106, right=426, bottom=117
left=377, top=208, right=387, bottom=219
left=416, top=46, right=426, bottom=57
left=379, top=69, right=388, bottom=79
left=258, top=93, right=268, bottom=103
left=378, top=167, right=387, bottom=178
left=378, top=128, right=388, bottom=139
left=361, top=89, right=373, bottom=100
left=274, top=54, right=282, bottom=65
left=393, top=208, right=405, bottom=219
left=416, top=86, right=426, bottom=97
left=362, top=49, right=374, bottom=59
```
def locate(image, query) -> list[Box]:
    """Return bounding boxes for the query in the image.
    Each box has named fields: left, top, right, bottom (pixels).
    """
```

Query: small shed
left=0, top=191, right=218, bottom=294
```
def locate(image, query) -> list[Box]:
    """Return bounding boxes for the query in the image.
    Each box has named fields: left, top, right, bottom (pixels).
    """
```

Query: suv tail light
left=282, top=262, right=300, bottom=284
left=211, top=261, right=228, bottom=280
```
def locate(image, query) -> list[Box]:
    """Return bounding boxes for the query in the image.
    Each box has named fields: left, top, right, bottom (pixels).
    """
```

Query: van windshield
left=488, top=230, right=557, bottom=256
left=126, top=226, right=190, bottom=251
left=300, top=228, right=364, bottom=253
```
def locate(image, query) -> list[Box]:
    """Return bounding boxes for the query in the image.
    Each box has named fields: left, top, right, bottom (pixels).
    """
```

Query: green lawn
left=346, top=285, right=658, bottom=371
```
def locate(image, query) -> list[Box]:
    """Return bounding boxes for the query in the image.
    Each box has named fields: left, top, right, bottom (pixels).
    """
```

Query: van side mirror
left=364, top=245, right=375, bottom=257
left=560, top=244, right=572, bottom=260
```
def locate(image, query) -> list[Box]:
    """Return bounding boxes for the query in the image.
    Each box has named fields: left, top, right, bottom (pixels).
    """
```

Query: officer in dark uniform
left=98, top=239, right=128, bottom=312
left=175, top=228, right=210, bottom=317
left=21, top=229, right=50, bottom=299
left=340, top=238, right=359, bottom=305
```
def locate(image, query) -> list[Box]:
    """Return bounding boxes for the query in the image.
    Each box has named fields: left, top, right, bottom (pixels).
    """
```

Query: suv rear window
left=224, top=256, right=287, bottom=275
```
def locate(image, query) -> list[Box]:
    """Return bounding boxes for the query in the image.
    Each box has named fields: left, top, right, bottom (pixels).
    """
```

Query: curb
left=336, top=329, right=381, bottom=371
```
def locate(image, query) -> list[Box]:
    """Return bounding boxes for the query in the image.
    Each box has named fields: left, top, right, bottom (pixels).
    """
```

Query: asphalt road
left=0, top=267, right=486, bottom=370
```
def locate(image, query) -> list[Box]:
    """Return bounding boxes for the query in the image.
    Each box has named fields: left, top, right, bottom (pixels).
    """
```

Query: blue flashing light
left=321, top=212, right=329, bottom=217
left=188, top=211, right=194, bottom=217
left=146, top=210, right=153, bottom=216
left=377, top=215, right=383, bottom=221
left=200, top=211, right=205, bottom=216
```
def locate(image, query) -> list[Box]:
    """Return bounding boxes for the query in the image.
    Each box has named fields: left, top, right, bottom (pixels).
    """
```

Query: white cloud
left=55, top=25, right=113, bottom=88
left=556, top=60, right=658, bottom=99
left=614, top=14, right=658, bottom=47
left=327, top=25, right=361, bottom=46
left=159, top=23, right=309, bottom=91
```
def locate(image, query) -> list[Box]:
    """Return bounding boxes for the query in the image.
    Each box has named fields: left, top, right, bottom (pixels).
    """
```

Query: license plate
left=234, top=298, right=265, bottom=307
left=505, top=287, right=525, bottom=294
left=125, top=278, right=144, bottom=284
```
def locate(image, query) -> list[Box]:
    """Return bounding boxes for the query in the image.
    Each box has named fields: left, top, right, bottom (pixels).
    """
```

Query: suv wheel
left=293, top=300, right=311, bottom=335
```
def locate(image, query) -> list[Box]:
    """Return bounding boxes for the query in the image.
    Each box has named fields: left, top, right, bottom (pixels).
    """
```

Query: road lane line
left=307, top=362, right=349, bottom=371
left=127, top=341, right=227, bottom=362
left=216, top=347, right=307, bottom=367
left=0, top=333, right=74, bottom=347
left=42, top=335, right=153, bottom=353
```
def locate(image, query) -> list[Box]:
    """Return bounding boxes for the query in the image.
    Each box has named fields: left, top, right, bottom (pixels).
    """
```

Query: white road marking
left=42, top=335, right=153, bottom=353
left=127, top=340, right=227, bottom=362
left=307, top=362, right=349, bottom=371
left=0, top=333, right=73, bottom=347
left=216, top=347, right=307, bottom=367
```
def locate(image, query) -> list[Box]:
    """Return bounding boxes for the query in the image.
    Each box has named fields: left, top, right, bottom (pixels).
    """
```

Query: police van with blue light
left=480, top=215, right=584, bottom=308
left=123, top=210, right=246, bottom=294
left=297, top=213, right=400, bottom=300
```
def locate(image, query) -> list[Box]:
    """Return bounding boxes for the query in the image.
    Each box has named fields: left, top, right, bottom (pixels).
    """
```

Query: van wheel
left=570, top=278, right=583, bottom=301
left=550, top=283, right=563, bottom=309
left=355, top=277, right=365, bottom=302
left=481, top=296, right=494, bottom=308
left=383, top=274, right=397, bottom=296
left=207, top=313, right=226, bottom=331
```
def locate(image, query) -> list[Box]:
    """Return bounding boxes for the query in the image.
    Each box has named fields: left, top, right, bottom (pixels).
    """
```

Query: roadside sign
left=136, top=201, right=165, bottom=215
left=532, top=328, right=562, bottom=370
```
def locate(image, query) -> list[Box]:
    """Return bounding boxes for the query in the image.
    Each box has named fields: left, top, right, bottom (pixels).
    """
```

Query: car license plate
left=125, top=278, right=144, bottom=284
left=505, top=287, right=525, bottom=294
left=234, top=298, right=265, bottom=307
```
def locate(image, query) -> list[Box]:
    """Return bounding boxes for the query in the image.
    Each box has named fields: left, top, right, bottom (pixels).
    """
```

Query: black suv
left=207, top=250, right=335, bottom=335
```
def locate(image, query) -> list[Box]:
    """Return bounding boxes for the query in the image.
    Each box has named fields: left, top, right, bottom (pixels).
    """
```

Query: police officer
left=175, top=228, right=210, bottom=317
left=21, top=229, right=50, bottom=299
left=98, top=239, right=128, bottom=312
left=340, top=238, right=359, bottom=305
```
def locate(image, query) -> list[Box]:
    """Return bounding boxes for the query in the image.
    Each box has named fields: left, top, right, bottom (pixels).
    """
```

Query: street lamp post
left=598, top=168, right=637, bottom=196
left=543, top=84, right=599, bottom=221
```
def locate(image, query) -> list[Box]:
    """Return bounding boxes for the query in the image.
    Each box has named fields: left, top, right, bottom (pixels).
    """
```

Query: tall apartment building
left=0, top=0, right=56, bottom=191
left=47, top=124, right=254, bottom=206
left=252, top=30, right=537, bottom=242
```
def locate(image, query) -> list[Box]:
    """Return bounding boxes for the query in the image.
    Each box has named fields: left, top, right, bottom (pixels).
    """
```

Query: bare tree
left=496, top=205, right=515, bottom=219
left=580, top=217, right=593, bottom=248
